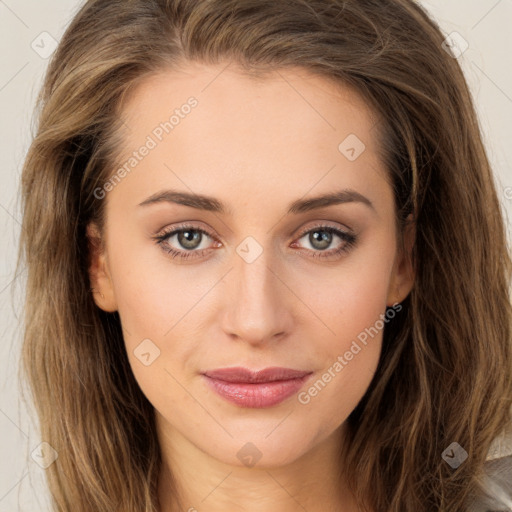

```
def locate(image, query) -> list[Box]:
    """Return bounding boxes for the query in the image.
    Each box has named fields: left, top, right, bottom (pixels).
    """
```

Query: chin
left=200, top=428, right=320, bottom=469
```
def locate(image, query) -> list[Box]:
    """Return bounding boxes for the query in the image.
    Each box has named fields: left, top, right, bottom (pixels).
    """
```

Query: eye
left=153, top=224, right=219, bottom=261
left=291, top=223, right=358, bottom=260
left=153, top=222, right=358, bottom=262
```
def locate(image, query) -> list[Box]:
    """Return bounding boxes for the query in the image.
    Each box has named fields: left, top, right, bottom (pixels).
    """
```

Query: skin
left=88, top=61, right=415, bottom=512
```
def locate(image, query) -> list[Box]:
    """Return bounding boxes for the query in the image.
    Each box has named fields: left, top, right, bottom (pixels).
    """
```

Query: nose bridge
left=221, top=236, right=292, bottom=344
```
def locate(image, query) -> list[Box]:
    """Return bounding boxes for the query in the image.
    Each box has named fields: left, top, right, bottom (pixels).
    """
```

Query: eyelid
left=155, top=222, right=218, bottom=241
left=155, top=220, right=354, bottom=243
left=294, top=220, right=355, bottom=239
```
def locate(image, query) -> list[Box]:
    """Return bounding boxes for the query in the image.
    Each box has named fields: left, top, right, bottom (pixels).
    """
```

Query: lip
left=202, top=367, right=313, bottom=408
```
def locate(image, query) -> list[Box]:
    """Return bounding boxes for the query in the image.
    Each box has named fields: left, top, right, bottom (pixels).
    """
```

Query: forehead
left=118, top=62, right=380, bottom=144
left=106, top=62, right=390, bottom=216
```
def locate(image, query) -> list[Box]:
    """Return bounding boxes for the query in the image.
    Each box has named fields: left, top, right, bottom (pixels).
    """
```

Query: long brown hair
left=18, top=0, right=512, bottom=510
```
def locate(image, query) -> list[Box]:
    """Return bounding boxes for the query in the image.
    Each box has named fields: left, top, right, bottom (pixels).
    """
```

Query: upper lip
left=203, top=366, right=312, bottom=383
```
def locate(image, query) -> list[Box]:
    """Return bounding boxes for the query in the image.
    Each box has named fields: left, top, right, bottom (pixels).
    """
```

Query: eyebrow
left=138, top=188, right=375, bottom=215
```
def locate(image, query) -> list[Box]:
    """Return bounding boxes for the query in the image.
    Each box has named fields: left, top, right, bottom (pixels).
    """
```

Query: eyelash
left=153, top=222, right=358, bottom=261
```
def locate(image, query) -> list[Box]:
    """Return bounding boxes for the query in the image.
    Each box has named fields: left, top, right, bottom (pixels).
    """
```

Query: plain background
left=1, top=0, right=511, bottom=510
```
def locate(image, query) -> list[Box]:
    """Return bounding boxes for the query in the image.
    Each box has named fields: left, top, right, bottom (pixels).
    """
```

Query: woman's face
left=89, top=62, right=414, bottom=468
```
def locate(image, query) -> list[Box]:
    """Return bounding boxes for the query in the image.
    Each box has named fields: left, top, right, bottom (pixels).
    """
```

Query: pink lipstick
left=202, top=367, right=312, bottom=408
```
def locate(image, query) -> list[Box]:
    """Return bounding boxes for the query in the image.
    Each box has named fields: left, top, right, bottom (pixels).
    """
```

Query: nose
left=219, top=244, right=294, bottom=347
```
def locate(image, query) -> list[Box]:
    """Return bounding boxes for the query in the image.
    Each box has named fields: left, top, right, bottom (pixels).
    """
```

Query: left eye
left=154, top=224, right=357, bottom=261
left=296, top=226, right=351, bottom=248
left=292, top=225, right=357, bottom=259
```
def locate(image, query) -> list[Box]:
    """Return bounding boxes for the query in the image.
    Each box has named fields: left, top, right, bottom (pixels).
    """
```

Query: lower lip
left=203, top=375, right=311, bottom=408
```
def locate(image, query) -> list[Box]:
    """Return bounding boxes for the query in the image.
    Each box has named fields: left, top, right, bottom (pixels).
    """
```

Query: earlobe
left=386, top=215, right=416, bottom=306
left=86, top=222, right=118, bottom=312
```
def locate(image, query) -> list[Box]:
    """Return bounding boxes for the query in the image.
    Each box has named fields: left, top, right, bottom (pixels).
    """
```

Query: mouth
left=202, top=366, right=313, bottom=408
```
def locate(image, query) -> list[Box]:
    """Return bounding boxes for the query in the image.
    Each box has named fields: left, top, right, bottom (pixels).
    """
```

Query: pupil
left=179, top=230, right=201, bottom=249
left=311, top=230, right=331, bottom=250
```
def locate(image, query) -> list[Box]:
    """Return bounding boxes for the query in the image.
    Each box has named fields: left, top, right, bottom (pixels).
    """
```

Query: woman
left=18, top=0, right=512, bottom=510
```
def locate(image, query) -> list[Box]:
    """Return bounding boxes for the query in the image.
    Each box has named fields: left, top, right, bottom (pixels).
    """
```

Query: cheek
left=305, top=232, right=395, bottom=349
left=104, top=227, right=224, bottom=407
left=108, top=254, right=200, bottom=415
left=296, top=293, right=385, bottom=439
left=108, top=252, right=203, bottom=382
left=294, top=240, right=395, bottom=429
left=105, top=216, right=200, bottom=338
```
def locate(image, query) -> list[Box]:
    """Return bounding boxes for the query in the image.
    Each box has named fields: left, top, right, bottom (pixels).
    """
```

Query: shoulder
left=477, top=455, right=512, bottom=512
left=466, top=429, right=512, bottom=512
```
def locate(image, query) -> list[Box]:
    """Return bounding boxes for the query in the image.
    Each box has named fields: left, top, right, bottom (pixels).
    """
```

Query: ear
left=87, top=222, right=118, bottom=312
left=386, top=214, right=415, bottom=306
